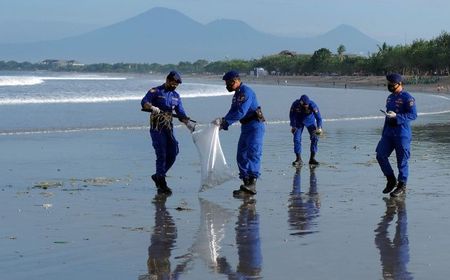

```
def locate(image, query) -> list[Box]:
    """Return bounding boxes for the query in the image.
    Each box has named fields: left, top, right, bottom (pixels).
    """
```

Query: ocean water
left=1, top=71, right=450, bottom=134
left=1, top=71, right=450, bottom=279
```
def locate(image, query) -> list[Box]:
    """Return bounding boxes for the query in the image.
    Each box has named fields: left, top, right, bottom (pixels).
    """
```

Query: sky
left=1, top=0, right=449, bottom=44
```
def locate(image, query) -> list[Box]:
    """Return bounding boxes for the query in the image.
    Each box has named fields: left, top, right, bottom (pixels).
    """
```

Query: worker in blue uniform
left=289, top=94, right=323, bottom=166
left=376, top=73, right=417, bottom=197
left=212, top=70, right=265, bottom=196
left=141, top=71, right=195, bottom=195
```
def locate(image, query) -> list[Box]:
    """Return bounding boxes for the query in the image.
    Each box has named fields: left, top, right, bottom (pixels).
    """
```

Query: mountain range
left=0, top=7, right=380, bottom=64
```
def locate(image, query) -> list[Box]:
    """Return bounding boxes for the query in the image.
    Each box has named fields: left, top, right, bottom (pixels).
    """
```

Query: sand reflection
left=288, top=166, right=321, bottom=236
left=375, top=197, right=413, bottom=280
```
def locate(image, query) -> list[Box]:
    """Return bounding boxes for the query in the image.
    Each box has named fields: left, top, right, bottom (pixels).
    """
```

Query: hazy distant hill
left=0, top=7, right=380, bottom=64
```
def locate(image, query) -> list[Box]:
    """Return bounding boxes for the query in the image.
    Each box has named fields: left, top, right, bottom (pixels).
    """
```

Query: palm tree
left=337, top=45, right=346, bottom=62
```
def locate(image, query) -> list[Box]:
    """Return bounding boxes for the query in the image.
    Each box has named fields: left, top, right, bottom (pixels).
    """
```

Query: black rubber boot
left=309, top=152, right=319, bottom=165
left=152, top=174, right=172, bottom=195
left=233, top=177, right=257, bottom=197
left=241, top=177, right=257, bottom=195
left=292, top=153, right=303, bottom=167
left=382, top=175, right=397, bottom=194
left=159, top=176, right=173, bottom=195
left=233, top=178, right=248, bottom=197
left=390, top=181, right=406, bottom=197
left=151, top=174, right=161, bottom=188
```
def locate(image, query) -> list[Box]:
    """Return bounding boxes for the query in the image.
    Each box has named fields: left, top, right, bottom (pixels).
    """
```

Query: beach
left=201, top=73, right=450, bottom=94
left=1, top=72, right=450, bottom=279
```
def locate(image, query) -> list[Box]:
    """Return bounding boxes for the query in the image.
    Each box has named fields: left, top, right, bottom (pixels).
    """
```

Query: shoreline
left=191, top=73, right=450, bottom=94
left=245, top=75, right=450, bottom=94
left=2, top=70, right=449, bottom=94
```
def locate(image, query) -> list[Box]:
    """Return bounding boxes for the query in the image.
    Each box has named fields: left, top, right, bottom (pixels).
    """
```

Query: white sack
left=192, top=124, right=235, bottom=191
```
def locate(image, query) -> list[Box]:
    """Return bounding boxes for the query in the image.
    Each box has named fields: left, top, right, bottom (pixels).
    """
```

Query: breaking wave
left=0, top=90, right=231, bottom=105
left=0, top=75, right=127, bottom=86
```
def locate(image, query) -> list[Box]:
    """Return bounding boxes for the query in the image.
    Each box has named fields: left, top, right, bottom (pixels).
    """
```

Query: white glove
left=212, top=118, right=222, bottom=126
left=186, top=122, right=196, bottom=132
left=386, top=111, right=396, bottom=118
left=315, top=128, right=323, bottom=135
left=150, top=106, right=161, bottom=114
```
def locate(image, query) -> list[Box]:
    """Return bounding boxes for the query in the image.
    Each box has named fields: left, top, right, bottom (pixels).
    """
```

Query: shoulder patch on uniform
left=149, top=88, right=157, bottom=93
left=238, top=93, right=246, bottom=102
left=409, top=100, right=415, bottom=107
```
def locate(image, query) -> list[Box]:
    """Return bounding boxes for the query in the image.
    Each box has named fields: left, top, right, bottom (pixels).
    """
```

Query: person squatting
left=289, top=94, right=323, bottom=166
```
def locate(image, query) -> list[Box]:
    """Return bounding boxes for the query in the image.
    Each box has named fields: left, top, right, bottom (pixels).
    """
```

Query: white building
left=251, top=67, right=268, bottom=77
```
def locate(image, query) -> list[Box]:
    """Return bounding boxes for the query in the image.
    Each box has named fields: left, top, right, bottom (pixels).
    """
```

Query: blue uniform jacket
left=289, top=100, right=322, bottom=128
left=141, top=84, right=188, bottom=120
left=382, top=91, right=417, bottom=138
left=222, top=84, right=260, bottom=130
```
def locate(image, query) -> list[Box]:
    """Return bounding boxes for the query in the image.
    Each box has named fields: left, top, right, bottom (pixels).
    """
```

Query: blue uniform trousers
left=237, top=121, right=265, bottom=179
left=376, top=135, right=411, bottom=183
left=293, top=125, right=318, bottom=154
left=150, top=129, right=179, bottom=177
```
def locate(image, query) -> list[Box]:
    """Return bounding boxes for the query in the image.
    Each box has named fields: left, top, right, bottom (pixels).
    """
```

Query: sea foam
left=0, top=75, right=127, bottom=87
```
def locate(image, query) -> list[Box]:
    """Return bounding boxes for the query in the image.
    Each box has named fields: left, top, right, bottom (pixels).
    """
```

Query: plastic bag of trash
left=192, top=124, right=235, bottom=191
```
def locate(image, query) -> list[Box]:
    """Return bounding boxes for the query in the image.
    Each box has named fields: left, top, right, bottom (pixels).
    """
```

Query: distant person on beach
left=376, top=73, right=417, bottom=197
left=212, top=70, right=266, bottom=196
left=141, top=71, right=195, bottom=195
left=289, top=94, right=323, bottom=166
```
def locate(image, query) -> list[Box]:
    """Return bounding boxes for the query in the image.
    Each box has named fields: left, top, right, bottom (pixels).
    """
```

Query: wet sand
left=2, top=112, right=450, bottom=279
left=197, top=74, right=450, bottom=94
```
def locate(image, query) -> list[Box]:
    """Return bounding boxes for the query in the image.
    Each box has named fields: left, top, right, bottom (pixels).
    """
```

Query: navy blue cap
left=386, top=73, right=402, bottom=83
left=300, top=94, right=310, bottom=105
left=222, top=70, right=240, bottom=81
left=167, top=71, right=182, bottom=84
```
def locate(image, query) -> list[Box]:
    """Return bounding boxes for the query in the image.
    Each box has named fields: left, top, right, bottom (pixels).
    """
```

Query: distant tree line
left=1, top=31, right=449, bottom=81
